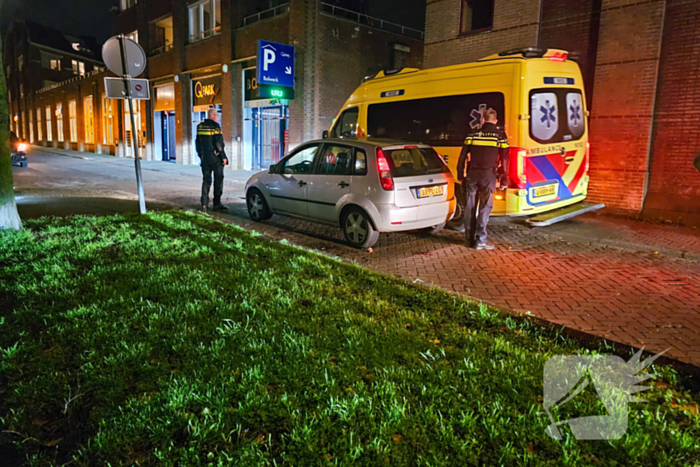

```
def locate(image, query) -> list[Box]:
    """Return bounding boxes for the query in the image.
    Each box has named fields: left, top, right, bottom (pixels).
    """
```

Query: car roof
left=304, top=138, right=432, bottom=148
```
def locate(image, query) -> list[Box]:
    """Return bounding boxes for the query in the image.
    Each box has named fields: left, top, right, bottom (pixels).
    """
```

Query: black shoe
left=212, top=204, right=228, bottom=212
left=475, top=243, right=495, bottom=251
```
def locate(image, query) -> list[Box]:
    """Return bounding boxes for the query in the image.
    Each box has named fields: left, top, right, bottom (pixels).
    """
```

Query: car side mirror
left=269, top=163, right=278, bottom=173
left=322, top=131, right=329, bottom=139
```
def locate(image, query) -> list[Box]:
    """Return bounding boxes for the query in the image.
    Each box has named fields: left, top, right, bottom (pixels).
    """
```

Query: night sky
left=0, top=0, right=426, bottom=43
left=0, top=0, right=115, bottom=41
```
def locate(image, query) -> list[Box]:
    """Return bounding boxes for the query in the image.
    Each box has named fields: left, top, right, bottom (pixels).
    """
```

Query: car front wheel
left=247, top=189, right=272, bottom=222
left=342, top=207, right=379, bottom=249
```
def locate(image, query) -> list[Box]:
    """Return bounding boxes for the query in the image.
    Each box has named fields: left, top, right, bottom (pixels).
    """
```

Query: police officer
left=196, top=108, right=228, bottom=212
left=456, top=108, right=509, bottom=250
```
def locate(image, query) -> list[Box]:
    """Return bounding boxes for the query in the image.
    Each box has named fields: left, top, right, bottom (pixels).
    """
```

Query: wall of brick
left=314, top=14, right=424, bottom=140
left=539, top=0, right=602, bottom=108
left=643, top=0, right=700, bottom=224
left=424, top=0, right=541, bottom=69
left=587, top=0, right=666, bottom=212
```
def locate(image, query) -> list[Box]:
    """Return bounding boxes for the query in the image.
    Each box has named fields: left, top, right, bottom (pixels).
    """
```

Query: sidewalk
left=33, top=145, right=255, bottom=182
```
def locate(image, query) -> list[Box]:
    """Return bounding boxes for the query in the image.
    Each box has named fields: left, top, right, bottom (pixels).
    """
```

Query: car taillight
left=376, top=148, right=394, bottom=191
left=508, top=147, right=527, bottom=189
left=18, top=143, right=27, bottom=152
left=584, top=141, right=590, bottom=174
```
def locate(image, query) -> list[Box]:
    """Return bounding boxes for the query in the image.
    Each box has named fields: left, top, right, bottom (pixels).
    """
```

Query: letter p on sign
left=263, top=48, right=276, bottom=71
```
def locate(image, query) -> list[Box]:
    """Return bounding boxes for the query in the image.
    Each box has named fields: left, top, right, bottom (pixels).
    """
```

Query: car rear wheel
left=247, top=189, right=272, bottom=222
left=342, top=207, right=379, bottom=249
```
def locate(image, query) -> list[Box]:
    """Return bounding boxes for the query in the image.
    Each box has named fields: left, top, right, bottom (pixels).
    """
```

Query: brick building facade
left=426, top=0, right=700, bottom=225
left=5, top=1, right=423, bottom=173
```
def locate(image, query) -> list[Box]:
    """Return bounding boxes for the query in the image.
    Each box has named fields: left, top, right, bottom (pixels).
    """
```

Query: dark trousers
left=201, top=161, right=224, bottom=207
left=464, top=169, right=496, bottom=246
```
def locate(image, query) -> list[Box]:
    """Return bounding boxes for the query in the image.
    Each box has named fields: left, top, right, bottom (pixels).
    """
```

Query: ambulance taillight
left=508, top=148, right=527, bottom=189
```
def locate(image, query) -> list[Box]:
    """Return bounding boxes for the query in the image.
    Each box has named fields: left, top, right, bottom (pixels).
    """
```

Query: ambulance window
left=530, top=89, right=585, bottom=143
left=367, top=92, right=505, bottom=146
left=530, top=92, right=559, bottom=142
left=566, top=92, right=585, bottom=138
left=332, top=107, right=359, bottom=138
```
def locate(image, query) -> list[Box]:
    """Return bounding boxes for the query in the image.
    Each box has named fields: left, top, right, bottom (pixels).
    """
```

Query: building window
left=460, top=0, right=494, bottom=35
left=41, top=52, right=62, bottom=70
left=126, top=30, right=139, bottom=44
left=29, top=110, right=34, bottom=143
left=120, top=0, right=137, bottom=11
left=19, top=83, right=23, bottom=98
left=56, top=104, right=64, bottom=142
left=17, top=55, right=23, bottom=72
left=152, top=16, right=174, bottom=53
left=188, top=0, right=221, bottom=43
left=102, top=94, right=114, bottom=145
left=72, top=60, right=85, bottom=75
left=84, top=96, right=95, bottom=144
left=46, top=106, right=53, bottom=142
left=69, top=100, right=78, bottom=142
left=37, top=108, right=43, bottom=141
left=21, top=111, right=26, bottom=139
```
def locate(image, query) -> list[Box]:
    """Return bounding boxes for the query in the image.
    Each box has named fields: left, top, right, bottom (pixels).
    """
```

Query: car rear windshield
left=383, top=147, right=449, bottom=178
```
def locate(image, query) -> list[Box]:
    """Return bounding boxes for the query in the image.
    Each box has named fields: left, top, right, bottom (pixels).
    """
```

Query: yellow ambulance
left=328, top=48, right=600, bottom=224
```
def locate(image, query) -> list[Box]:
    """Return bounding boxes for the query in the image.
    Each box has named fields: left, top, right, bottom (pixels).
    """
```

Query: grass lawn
left=0, top=211, right=698, bottom=466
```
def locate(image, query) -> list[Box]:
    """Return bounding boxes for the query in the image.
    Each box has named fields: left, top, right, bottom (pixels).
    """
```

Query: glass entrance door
left=244, top=105, right=288, bottom=171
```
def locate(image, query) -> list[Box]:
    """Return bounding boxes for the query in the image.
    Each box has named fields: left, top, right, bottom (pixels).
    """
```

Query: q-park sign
left=257, top=40, right=295, bottom=88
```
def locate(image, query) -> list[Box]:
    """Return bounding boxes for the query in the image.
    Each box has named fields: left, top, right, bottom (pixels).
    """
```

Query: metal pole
left=118, top=35, right=147, bottom=214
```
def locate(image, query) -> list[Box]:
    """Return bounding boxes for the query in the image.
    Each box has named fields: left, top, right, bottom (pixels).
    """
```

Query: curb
left=34, top=146, right=91, bottom=161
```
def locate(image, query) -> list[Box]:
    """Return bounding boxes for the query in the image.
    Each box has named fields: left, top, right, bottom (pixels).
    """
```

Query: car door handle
left=565, top=156, right=575, bottom=164
left=297, top=180, right=307, bottom=187
left=338, top=181, right=350, bottom=188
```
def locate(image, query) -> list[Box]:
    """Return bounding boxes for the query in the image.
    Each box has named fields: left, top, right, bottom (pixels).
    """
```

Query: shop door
left=247, top=105, right=288, bottom=171
left=167, top=114, right=176, bottom=160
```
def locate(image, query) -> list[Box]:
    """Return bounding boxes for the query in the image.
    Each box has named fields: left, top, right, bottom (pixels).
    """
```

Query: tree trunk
left=0, top=37, right=22, bottom=231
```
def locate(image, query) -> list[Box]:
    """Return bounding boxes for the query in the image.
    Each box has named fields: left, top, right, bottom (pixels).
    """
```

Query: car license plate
left=417, top=186, right=444, bottom=198
left=534, top=184, right=556, bottom=198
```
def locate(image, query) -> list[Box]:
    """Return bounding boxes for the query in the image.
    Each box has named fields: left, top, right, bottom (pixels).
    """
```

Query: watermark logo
left=542, top=348, right=667, bottom=440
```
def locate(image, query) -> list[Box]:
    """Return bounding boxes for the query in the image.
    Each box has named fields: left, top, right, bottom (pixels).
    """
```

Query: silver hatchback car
left=245, top=138, right=456, bottom=248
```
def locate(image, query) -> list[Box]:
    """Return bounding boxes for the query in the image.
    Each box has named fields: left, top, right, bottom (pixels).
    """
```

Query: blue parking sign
left=257, top=40, right=295, bottom=88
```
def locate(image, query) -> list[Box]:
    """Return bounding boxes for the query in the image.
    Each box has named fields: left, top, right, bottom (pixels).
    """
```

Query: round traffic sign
left=102, top=36, right=147, bottom=78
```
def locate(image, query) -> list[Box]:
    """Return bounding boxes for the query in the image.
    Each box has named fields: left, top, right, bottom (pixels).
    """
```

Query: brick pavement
left=217, top=205, right=700, bottom=368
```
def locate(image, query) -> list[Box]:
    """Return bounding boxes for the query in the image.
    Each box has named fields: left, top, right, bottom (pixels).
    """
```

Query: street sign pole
left=118, top=35, right=146, bottom=214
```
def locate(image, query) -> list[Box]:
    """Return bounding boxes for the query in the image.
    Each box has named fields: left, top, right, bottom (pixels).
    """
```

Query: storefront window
left=69, top=100, right=78, bottom=142
left=102, top=94, right=114, bottom=145
left=56, top=104, right=64, bottom=142
left=37, top=108, right=43, bottom=142
left=84, top=96, right=95, bottom=144
left=242, top=68, right=290, bottom=171
left=45, top=106, right=53, bottom=142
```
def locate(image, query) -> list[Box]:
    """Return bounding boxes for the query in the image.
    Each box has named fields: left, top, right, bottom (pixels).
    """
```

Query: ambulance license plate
left=534, top=184, right=556, bottom=198
left=417, top=186, right=444, bottom=198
